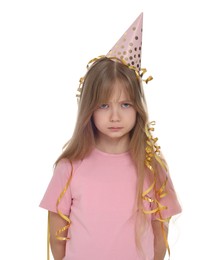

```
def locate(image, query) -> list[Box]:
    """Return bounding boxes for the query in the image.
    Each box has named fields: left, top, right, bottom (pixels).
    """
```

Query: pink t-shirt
left=40, top=148, right=181, bottom=260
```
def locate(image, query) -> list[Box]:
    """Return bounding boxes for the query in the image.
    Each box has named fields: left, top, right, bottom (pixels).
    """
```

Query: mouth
left=108, top=127, right=123, bottom=130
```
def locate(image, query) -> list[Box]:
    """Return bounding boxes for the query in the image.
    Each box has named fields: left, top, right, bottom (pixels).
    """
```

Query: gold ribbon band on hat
left=76, top=55, right=153, bottom=100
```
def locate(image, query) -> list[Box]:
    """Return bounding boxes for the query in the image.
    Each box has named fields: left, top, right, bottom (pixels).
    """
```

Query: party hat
left=107, top=13, right=143, bottom=71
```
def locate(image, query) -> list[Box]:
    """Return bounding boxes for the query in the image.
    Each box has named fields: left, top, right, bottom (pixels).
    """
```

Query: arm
left=49, top=211, right=68, bottom=260
left=152, top=220, right=169, bottom=260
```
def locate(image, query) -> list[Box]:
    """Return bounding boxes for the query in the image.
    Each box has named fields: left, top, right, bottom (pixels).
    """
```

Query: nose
left=110, top=106, right=120, bottom=122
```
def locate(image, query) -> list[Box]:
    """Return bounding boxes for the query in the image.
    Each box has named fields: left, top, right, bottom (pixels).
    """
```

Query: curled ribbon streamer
left=47, top=160, right=74, bottom=260
left=159, top=212, right=171, bottom=256
left=76, top=55, right=153, bottom=100
left=55, top=161, right=73, bottom=240
left=143, top=121, right=171, bottom=257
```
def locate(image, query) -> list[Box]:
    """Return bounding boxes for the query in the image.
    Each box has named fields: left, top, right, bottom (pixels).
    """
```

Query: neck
left=95, top=135, right=130, bottom=154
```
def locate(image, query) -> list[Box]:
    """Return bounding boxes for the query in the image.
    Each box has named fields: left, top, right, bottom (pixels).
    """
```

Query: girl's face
left=92, top=81, right=136, bottom=146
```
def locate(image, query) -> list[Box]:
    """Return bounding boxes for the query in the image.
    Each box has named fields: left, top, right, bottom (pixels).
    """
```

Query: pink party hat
left=107, top=13, right=143, bottom=71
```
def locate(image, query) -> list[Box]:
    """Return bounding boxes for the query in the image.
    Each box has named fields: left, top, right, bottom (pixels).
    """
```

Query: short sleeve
left=151, top=165, right=182, bottom=220
left=39, top=159, right=73, bottom=216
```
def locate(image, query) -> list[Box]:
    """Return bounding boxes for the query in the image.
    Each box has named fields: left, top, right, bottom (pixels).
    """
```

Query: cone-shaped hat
left=107, top=13, right=143, bottom=71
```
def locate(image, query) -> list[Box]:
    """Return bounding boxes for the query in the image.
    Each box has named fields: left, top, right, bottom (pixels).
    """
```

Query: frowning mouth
left=108, top=127, right=123, bottom=130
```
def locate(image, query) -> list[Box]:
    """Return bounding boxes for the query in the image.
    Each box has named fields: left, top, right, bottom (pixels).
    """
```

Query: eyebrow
left=110, top=99, right=133, bottom=103
left=120, top=100, right=134, bottom=104
left=98, top=99, right=133, bottom=105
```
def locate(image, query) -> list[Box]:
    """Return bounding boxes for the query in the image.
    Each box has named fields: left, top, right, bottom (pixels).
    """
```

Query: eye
left=99, top=104, right=109, bottom=109
left=121, top=103, right=132, bottom=108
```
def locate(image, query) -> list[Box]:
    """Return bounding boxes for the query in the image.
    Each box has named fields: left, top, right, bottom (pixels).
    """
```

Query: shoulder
left=54, top=158, right=82, bottom=177
left=55, top=158, right=72, bottom=172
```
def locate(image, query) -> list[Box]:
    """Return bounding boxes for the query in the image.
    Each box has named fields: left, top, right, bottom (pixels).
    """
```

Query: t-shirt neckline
left=94, top=147, right=130, bottom=157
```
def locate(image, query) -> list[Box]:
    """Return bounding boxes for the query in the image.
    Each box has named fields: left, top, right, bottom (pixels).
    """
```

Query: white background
left=0, top=0, right=221, bottom=259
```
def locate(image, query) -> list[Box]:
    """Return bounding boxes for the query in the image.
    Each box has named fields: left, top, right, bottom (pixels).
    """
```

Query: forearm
left=49, top=211, right=68, bottom=260
left=50, top=237, right=66, bottom=260
left=152, top=220, right=169, bottom=260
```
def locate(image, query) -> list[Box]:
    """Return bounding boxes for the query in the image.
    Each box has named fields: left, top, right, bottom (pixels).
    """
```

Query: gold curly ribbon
left=47, top=160, right=74, bottom=260
left=143, top=121, right=171, bottom=257
left=76, top=55, right=153, bottom=101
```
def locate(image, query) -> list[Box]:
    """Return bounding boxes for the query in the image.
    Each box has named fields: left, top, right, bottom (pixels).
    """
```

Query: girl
left=40, top=13, right=181, bottom=260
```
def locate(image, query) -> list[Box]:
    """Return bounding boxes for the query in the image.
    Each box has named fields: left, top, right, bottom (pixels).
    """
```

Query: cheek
left=92, top=112, right=103, bottom=129
left=128, top=110, right=137, bottom=127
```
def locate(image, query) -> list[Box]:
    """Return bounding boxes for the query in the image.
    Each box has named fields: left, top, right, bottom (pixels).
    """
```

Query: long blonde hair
left=55, top=57, right=166, bottom=250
